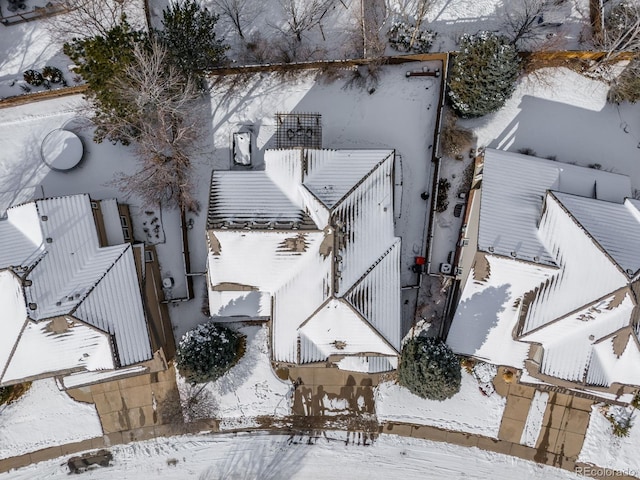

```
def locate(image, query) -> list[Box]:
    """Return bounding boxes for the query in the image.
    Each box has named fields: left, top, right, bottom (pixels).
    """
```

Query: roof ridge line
left=520, top=286, right=632, bottom=340
left=69, top=243, right=130, bottom=317
left=329, top=150, right=394, bottom=213
left=342, top=238, right=400, bottom=299
left=550, top=191, right=632, bottom=279
left=0, top=318, right=30, bottom=384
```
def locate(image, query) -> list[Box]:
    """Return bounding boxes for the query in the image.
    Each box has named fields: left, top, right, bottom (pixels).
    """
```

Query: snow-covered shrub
left=440, top=112, right=475, bottom=158
left=602, top=404, right=633, bottom=437
left=23, top=69, right=44, bottom=86
left=42, top=66, right=64, bottom=84
left=176, top=322, right=245, bottom=384
left=0, top=382, right=31, bottom=406
left=398, top=336, right=461, bottom=401
left=388, top=22, right=436, bottom=53
left=436, top=178, right=450, bottom=213
left=448, top=32, right=521, bottom=118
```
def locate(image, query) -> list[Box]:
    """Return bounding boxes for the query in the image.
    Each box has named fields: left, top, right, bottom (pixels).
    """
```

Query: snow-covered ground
left=0, top=1, right=146, bottom=99
left=1, top=431, right=584, bottom=479
left=421, top=0, right=590, bottom=51
left=461, top=67, right=640, bottom=190
left=0, top=378, right=102, bottom=460
left=177, top=324, right=291, bottom=430
left=579, top=404, right=640, bottom=474
left=375, top=366, right=506, bottom=438
left=521, top=391, right=549, bottom=447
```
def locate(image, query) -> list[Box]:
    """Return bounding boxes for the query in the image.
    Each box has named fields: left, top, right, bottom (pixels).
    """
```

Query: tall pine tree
left=159, top=0, right=229, bottom=75
left=447, top=32, right=521, bottom=118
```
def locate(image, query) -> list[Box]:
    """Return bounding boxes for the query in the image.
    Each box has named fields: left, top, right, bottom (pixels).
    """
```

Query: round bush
left=447, top=31, right=521, bottom=118
left=398, top=336, right=461, bottom=400
left=42, top=66, right=64, bottom=84
left=388, top=22, right=436, bottom=53
left=23, top=69, right=44, bottom=86
left=176, top=322, right=245, bottom=384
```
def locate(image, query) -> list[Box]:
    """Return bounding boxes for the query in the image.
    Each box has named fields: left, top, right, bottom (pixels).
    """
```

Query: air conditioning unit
left=440, top=263, right=452, bottom=274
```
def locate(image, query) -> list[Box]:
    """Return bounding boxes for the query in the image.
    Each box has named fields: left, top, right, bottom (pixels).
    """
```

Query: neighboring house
left=206, top=148, right=401, bottom=373
left=0, top=194, right=159, bottom=388
left=447, top=149, right=640, bottom=402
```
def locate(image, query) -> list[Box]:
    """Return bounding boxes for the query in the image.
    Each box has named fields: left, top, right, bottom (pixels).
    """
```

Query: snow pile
left=579, top=404, right=640, bottom=472
left=521, top=391, right=549, bottom=447
left=0, top=378, right=102, bottom=460
left=177, top=325, right=291, bottom=430
left=1, top=432, right=584, bottom=479
left=375, top=367, right=506, bottom=438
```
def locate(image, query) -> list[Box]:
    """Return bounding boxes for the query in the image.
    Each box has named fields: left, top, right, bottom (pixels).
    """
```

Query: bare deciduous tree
left=279, top=0, right=336, bottom=42
left=594, top=0, right=640, bottom=63
left=212, top=0, right=258, bottom=40
left=45, top=0, right=140, bottom=42
left=107, top=41, right=203, bottom=211
left=501, top=0, right=549, bottom=47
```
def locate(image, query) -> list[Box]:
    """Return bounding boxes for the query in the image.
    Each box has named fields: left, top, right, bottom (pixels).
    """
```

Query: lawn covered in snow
left=579, top=404, right=640, bottom=473
left=375, top=366, right=505, bottom=438
left=1, top=431, right=584, bottom=479
left=176, top=324, right=292, bottom=430
left=0, top=378, right=102, bottom=460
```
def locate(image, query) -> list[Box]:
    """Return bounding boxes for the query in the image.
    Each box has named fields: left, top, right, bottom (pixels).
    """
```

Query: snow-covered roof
left=0, top=194, right=152, bottom=385
left=449, top=151, right=640, bottom=391
left=478, top=149, right=631, bottom=265
left=100, top=199, right=126, bottom=245
left=553, top=193, right=640, bottom=277
left=207, top=149, right=401, bottom=370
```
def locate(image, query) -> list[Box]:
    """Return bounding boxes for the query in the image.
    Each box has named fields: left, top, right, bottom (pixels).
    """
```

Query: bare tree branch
left=212, top=0, right=259, bottom=40
left=45, top=0, right=141, bottom=43
left=279, top=0, right=336, bottom=42
left=594, top=0, right=640, bottom=63
left=107, top=41, right=203, bottom=211
left=501, top=0, right=549, bottom=47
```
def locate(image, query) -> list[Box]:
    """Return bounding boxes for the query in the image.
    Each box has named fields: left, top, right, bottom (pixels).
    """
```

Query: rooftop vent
left=41, top=215, right=48, bottom=222
left=510, top=251, right=517, bottom=257
left=28, top=303, right=37, bottom=310
left=46, top=237, right=53, bottom=244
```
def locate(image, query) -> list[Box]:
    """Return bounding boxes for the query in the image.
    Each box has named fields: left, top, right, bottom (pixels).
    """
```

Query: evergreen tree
left=447, top=31, right=521, bottom=118
left=176, top=322, right=245, bottom=384
left=159, top=0, right=229, bottom=75
left=398, top=336, right=461, bottom=401
left=64, top=17, right=147, bottom=143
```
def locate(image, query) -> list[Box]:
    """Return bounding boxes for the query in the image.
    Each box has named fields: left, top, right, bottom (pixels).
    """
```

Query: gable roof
left=299, top=299, right=397, bottom=360
left=478, top=149, right=631, bottom=265
left=449, top=151, right=640, bottom=392
left=207, top=149, right=401, bottom=370
left=0, top=195, right=152, bottom=384
left=553, top=192, right=640, bottom=277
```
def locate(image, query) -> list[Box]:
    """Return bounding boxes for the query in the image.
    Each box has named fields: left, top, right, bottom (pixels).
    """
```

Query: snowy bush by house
left=447, top=32, right=521, bottom=118
left=388, top=22, right=436, bottom=54
left=398, top=336, right=461, bottom=401
left=176, top=322, right=245, bottom=384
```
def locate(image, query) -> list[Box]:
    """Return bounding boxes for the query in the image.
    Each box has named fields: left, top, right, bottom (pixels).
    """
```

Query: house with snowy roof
left=206, top=148, right=401, bottom=373
left=0, top=194, right=163, bottom=389
left=447, top=149, right=640, bottom=402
